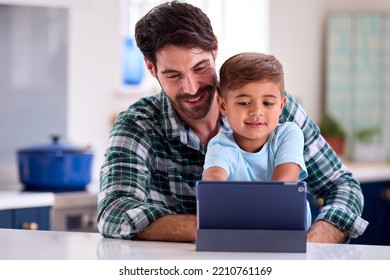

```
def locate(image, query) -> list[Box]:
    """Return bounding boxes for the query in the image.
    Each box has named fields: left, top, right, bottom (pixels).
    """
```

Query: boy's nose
left=249, top=105, right=264, bottom=116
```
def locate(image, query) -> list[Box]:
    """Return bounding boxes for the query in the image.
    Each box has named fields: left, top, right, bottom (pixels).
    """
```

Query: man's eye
left=195, top=66, right=207, bottom=73
left=167, top=74, right=180, bottom=80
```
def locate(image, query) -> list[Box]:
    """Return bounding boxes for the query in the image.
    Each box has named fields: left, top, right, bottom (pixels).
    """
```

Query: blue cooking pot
left=17, top=136, right=93, bottom=192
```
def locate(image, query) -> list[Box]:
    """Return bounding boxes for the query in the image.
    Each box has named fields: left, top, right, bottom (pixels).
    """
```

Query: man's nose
left=182, top=75, right=197, bottom=94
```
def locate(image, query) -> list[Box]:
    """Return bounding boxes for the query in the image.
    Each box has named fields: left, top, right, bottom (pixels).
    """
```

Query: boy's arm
left=202, top=166, right=228, bottom=181
left=271, top=162, right=301, bottom=181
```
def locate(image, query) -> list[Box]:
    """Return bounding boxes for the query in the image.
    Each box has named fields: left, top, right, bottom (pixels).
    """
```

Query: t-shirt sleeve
left=274, top=122, right=308, bottom=180
left=203, top=132, right=238, bottom=177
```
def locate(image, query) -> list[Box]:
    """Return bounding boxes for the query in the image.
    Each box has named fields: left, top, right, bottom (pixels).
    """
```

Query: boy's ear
left=217, top=94, right=227, bottom=116
left=280, top=94, right=287, bottom=110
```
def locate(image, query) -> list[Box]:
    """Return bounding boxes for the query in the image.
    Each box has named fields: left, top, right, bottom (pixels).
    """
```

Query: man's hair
left=135, top=1, right=216, bottom=65
left=219, top=52, right=285, bottom=98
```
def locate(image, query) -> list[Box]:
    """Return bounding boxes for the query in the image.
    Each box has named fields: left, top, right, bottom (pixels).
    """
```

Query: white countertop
left=0, top=228, right=389, bottom=260
left=0, top=191, right=54, bottom=210
left=346, top=162, right=390, bottom=183
left=0, top=182, right=98, bottom=210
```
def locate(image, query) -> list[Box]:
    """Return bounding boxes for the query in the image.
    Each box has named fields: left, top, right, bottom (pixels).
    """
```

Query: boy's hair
left=219, top=52, right=285, bottom=98
left=135, top=1, right=216, bottom=66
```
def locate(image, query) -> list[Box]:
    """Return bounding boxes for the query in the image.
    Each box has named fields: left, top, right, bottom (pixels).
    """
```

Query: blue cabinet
left=309, top=180, right=390, bottom=245
left=352, top=180, right=390, bottom=245
left=0, top=206, right=50, bottom=230
left=0, top=210, right=12, bottom=228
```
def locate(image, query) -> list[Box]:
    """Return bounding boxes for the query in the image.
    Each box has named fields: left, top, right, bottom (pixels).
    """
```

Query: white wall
left=269, top=0, right=390, bottom=121
left=68, top=1, right=122, bottom=184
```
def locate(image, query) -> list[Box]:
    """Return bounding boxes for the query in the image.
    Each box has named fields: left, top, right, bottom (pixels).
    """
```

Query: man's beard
left=170, top=84, right=216, bottom=120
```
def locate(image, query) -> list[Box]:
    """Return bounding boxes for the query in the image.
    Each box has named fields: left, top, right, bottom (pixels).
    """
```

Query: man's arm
left=137, top=215, right=197, bottom=242
left=307, top=220, right=347, bottom=243
left=280, top=92, right=368, bottom=243
left=97, top=110, right=175, bottom=240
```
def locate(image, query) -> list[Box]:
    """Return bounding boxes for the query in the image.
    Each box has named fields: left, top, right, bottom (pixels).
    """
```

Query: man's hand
left=307, top=220, right=348, bottom=243
left=137, top=214, right=197, bottom=242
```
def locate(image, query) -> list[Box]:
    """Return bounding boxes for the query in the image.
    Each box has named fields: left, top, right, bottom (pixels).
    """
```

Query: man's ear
left=212, top=36, right=218, bottom=59
left=144, top=57, right=156, bottom=77
left=217, top=94, right=227, bottom=116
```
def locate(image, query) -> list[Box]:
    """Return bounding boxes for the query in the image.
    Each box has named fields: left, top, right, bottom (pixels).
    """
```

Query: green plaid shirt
left=97, top=91, right=368, bottom=240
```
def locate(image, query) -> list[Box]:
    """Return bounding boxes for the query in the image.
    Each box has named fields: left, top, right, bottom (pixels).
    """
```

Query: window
left=119, top=0, right=270, bottom=92
left=122, top=0, right=269, bottom=65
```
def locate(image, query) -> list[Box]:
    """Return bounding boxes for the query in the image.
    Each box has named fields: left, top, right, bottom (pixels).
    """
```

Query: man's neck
left=187, top=100, right=221, bottom=146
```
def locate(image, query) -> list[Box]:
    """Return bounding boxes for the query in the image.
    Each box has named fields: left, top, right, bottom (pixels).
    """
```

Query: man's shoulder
left=112, top=94, right=164, bottom=137
left=128, top=93, right=161, bottom=115
left=119, top=94, right=162, bottom=123
left=280, top=91, right=299, bottom=122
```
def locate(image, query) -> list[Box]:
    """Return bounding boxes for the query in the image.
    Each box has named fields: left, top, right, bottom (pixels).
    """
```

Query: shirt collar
left=160, top=91, right=229, bottom=153
left=160, top=91, right=183, bottom=140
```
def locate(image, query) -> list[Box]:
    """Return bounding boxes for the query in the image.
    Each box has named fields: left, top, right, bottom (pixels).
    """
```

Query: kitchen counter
left=0, top=191, right=54, bottom=210
left=0, top=162, right=385, bottom=211
left=346, top=161, right=390, bottom=183
left=0, top=228, right=389, bottom=260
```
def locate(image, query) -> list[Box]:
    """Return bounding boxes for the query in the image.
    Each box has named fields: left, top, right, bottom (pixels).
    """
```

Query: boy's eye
left=237, top=102, right=250, bottom=106
left=264, top=101, right=274, bottom=106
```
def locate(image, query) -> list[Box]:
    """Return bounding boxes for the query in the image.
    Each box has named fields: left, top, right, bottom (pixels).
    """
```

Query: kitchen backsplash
left=0, top=4, right=68, bottom=180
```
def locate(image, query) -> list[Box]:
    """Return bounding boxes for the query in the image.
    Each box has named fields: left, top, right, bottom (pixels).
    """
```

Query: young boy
left=202, top=52, right=311, bottom=228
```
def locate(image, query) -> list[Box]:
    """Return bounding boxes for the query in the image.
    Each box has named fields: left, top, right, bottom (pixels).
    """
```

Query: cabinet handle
left=23, top=222, right=39, bottom=230
left=381, top=188, right=390, bottom=202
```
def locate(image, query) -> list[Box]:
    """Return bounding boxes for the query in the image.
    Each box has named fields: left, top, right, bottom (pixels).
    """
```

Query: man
left=97, top=1, right=368, bottom=243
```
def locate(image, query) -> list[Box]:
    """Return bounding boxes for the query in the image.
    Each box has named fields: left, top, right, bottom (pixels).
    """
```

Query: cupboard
left=0, top=206, right=50, bottom=230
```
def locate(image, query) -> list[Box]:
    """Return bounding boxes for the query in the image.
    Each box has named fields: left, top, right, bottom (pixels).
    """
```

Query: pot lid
left=18, top=135, right=91, bottom=154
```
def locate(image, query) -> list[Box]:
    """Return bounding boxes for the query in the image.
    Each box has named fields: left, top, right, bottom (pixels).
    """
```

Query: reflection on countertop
left=1, top=228, right=390, bottom=260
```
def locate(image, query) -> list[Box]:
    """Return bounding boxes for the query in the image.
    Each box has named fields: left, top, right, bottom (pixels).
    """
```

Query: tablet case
left=196, top=181, right=307, bottom=252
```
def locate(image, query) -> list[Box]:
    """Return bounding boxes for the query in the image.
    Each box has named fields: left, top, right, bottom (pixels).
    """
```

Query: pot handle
left=51, top=135, right=60, bottom=144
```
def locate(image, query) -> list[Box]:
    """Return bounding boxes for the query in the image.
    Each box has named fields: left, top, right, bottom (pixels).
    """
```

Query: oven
left=50, top=191, right=98, bottom=232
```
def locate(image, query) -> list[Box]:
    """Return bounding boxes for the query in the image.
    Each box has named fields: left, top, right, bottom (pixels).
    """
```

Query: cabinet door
left=14, top=207, right=50, bottom=230
left=308, top=181, right=390, bottom=246
left=351, top=181, right=390, bottom=245
left=0, top=210, right=13, bottom=228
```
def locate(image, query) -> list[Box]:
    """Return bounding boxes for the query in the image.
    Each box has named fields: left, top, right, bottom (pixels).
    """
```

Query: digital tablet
left=196, top=181, right=307, bottom=230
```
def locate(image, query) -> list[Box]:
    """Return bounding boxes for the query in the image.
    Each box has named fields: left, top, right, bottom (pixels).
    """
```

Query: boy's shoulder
left=208, top=129, right=235, bottom=147
left=275, top=121, right=300, bottom=133
left=273, top=122, right=303, bottom=142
